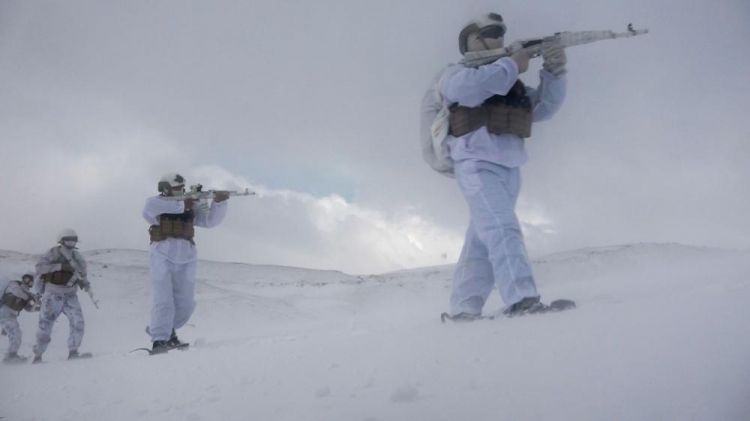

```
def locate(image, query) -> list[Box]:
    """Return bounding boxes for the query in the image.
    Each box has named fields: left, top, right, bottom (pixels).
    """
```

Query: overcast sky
left=1, top=0, right=748, bottom=274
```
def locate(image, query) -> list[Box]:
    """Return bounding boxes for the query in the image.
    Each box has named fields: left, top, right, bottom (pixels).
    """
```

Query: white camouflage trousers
left=0, top=306, right=22, bottom=354
left=149, top=254, right=197, bottom=342
left=451, top=160, right=539, bottom=315
left=33, top=290, right=85, bottom=355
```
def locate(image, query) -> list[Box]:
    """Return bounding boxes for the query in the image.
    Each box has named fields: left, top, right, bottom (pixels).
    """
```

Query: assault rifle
left=85, top=288, right=100, bottom=309
left=461, top=23, right=648, bottom=67
left=58, top=246, right=99, bottom=309
left=161, top=184, right=256, bottom=201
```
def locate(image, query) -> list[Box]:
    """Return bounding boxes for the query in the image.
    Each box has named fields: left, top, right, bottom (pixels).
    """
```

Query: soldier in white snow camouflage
left=439, top=13, right=567, bottom=319
left=1, top=274, right=39, bottom=363
left=32, top=229, right=93, bottom=362
left=143, top=173, right=229, bottom=354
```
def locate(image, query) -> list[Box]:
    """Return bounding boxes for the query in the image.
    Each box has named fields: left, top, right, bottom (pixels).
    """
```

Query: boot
left=32, top=354, right=43, bottom=364
left=503, top=296, right=547, bottom=317
left=151, top=340, right=169, bottom=354
left=167, top=329, right=182, bottom=348
left=3, top=352, right=28, bottom=364
left=68, top=349, right=93, bottom=360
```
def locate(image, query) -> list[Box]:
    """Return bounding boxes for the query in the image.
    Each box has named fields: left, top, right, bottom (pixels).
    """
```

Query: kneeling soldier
left=1, top=274, right=39, bottom=363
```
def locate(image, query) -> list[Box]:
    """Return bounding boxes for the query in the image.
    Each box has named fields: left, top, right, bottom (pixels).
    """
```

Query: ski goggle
left=459, top=13, right=506, bottom=54
left=60, top=236, right=78, bottom=243
left=477, top=24, right=506, bottom=39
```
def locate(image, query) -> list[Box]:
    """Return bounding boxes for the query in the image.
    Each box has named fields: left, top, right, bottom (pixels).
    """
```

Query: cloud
left=0, top=148, right=463, bottom=274
left=188, top=165, right=464, bottom=274
left=1, top=0, right=749, bottom=276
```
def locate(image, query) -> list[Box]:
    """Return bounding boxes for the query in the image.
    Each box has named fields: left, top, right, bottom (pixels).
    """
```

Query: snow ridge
left=1, top=243, right=748, bottom=421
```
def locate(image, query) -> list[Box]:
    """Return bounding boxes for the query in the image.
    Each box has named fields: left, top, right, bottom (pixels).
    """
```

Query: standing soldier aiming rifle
left=421, top=14, right=646, bottom=321
left=440, top=13, right=566, bottom=320
left=425, top=12, right=571, bottom=321
left=141, top=173, right=241, bottom=354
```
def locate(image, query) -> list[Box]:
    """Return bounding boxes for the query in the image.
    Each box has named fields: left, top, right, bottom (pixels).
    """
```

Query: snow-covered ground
left=1, top=243, right=749, bottom=421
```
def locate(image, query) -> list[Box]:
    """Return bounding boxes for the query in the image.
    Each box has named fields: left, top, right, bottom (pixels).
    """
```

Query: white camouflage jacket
left=34, top=245, right=89, bottom=295
left=142, top=196, right=228, bottom=264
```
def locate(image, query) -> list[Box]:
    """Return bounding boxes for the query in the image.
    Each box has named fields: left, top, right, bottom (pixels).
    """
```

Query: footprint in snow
left=390, top=385, right=419, bottom=403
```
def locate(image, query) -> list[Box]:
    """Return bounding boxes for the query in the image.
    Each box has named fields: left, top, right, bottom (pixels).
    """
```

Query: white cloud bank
left=2, top=0, right=748, bottom=274
left=0, top=132, right=464, bottom=274
left=190, top=165, right=464, bottom=274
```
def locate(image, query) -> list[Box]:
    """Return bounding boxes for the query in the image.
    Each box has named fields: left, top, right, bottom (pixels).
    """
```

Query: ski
left=441, top=299, right=576, bottom=323
left=2, top=356, right=29, bottom=365
left=68, top=352, right=93, bottom=360
left=544, top=299, right=576, bottom=312
left=140, top=326, right=190, bottom=354
left=440, top=312, right=493, bottom=323
left=130, top=342, right=189, bottom=355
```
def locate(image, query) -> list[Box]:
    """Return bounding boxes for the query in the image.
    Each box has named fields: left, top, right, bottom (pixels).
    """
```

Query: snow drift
left=1, top=243, right=748, bottom=421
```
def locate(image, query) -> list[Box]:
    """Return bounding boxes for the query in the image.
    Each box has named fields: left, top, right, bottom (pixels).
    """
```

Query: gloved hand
left=195, top=200, right=210, bottom=213
left=510, top=48, right=531, bottom=74
left=79, top=281, right=90, bottom=292
left=213, top=191, right=230, bottom=203
left=26, top=297, right=40, bottom=312
left=542, top=43, right=567, bottom=77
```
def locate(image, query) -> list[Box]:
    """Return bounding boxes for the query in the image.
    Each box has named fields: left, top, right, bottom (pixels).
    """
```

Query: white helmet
left=458, top=12, right=507, bottom=54
left=158, top=173, right=186, bottom=195
left=57, top=228, right=78, bottom=243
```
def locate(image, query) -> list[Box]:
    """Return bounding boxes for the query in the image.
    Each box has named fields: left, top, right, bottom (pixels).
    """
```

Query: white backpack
left=0, top=278, right=10, bottom=308
left=419, top=66, right=458, bottom=178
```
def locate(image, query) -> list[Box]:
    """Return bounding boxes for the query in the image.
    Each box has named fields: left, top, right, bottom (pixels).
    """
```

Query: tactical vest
left=1, top=282, right=29, bottom=311
left=149, top=210, right=195, bottom=243
left=41, top=270, right=74, bottom=286
left=448, top=80, right=533, bottom=138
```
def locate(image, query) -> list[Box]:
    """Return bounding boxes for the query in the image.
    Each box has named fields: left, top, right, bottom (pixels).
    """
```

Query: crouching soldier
left=1, top=274, right=39, bottom=363
left=32, top=229, right=92, bottom=363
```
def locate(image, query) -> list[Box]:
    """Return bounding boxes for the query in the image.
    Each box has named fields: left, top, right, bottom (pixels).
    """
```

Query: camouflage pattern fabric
left=33, top=290, right=84, bottom=356
left=0, top=306, right=22, bottom=354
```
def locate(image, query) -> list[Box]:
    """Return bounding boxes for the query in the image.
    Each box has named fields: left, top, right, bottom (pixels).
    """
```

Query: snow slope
left=1, top=243, right=749, bottom=421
